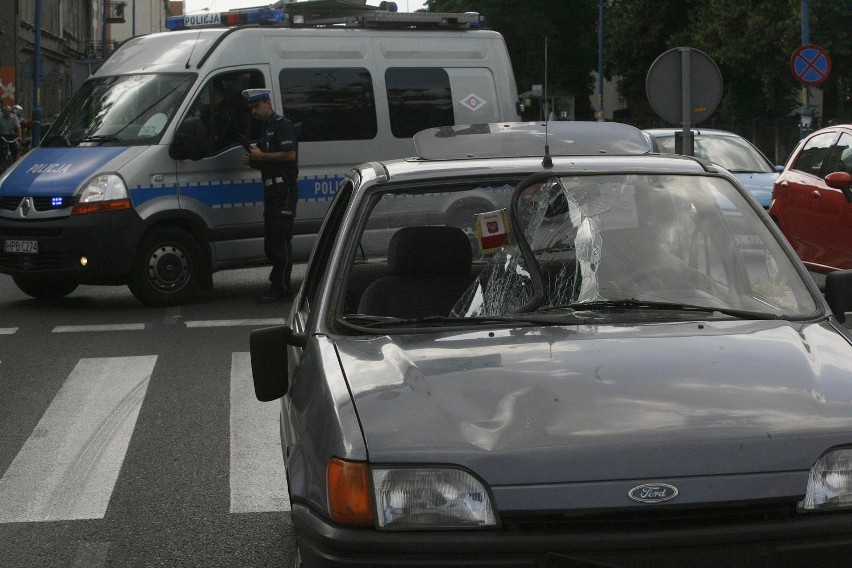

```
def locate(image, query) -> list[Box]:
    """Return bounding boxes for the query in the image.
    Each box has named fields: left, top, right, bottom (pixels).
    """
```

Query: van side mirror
left=824, top=269, right=852, bottom=324
left=825, top=172, right=852, bottom=203
left=250, top=325, right=307, bottom=401
left=169, top=117, right=209, bottom=161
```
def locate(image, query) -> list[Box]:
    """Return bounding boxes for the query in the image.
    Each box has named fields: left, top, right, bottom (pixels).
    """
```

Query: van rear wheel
left=128, top=227, right=205, bottom=306
left=13, top=275, right=79, bottom=300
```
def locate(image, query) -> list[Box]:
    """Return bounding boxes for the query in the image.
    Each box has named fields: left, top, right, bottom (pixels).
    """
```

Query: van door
left=175, top=68, right=269, bottom=265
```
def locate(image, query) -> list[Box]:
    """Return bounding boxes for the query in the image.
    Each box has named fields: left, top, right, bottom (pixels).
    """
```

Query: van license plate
left=4, top=239, right=38, bottom=254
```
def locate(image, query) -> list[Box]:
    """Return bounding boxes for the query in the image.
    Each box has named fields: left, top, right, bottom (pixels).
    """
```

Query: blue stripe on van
left=177, top=175, right=346, bottom=208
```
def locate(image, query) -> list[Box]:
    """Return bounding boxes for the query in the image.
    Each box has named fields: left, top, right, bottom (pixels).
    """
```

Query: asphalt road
left=0, top=267, right=304, bottom=568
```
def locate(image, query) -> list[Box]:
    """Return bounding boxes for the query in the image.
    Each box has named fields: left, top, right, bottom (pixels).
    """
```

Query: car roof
left=414, top=122, right=653, bottom=160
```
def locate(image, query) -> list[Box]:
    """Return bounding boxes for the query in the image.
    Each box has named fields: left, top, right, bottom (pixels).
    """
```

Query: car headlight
left=372, top=466, right=497, bottom=529
left=799, top=448, right=852, bottom=512
left=73, top=174, right=132, bottom=215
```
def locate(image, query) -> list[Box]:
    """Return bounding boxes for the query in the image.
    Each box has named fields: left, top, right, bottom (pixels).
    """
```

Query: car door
left=815, top=132, right=852, bottom=269
left=775, top=131, right=837, bottom=265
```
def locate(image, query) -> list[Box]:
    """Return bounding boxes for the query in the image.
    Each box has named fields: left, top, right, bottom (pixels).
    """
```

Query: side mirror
left=824, top=269, right=852, bottom=324
left=825, top=171, right=852, bottom=203
left=169, top=117, right=209, bottom=161
left=250, top=325, right=306, bottom=401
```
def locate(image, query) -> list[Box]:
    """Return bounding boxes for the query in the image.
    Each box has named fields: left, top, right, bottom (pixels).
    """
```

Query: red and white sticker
left=460, top=93, right=487, bottom=112
left=476, top=209, right=509, bottom=252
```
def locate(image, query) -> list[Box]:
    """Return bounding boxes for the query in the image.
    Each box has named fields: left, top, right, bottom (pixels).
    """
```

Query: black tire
left=13, top=275, right=79, bottom=300
left=128, top=227, right=205, bottom=306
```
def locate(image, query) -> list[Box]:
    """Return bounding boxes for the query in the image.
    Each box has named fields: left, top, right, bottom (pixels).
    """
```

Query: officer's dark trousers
left=263, top=181, right=296, bottom=291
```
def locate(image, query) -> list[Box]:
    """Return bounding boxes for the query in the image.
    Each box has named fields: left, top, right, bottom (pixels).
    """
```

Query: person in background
left=241, top=88, right=299, bottom=303
left=0, top=105, right=22, bottom=161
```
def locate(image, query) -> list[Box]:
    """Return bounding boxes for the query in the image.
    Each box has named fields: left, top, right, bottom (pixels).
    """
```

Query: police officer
left=241, top=89, right=299, bottom=302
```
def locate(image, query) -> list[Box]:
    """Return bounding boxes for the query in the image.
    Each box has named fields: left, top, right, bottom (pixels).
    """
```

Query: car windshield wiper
left=340, top=313, right=584, bottom=328
left=535, top=299, right=782, bottom=320
left=80, top=134, right=127, bottom=145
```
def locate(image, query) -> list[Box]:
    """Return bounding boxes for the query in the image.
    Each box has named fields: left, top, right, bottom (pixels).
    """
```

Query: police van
left=0, top=3, right=521, bottom=305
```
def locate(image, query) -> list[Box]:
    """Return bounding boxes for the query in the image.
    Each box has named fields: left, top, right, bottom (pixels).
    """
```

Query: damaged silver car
left=251, top=122, right=852, bottom=567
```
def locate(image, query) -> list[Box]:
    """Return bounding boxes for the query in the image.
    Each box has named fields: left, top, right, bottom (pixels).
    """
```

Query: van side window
left=186, top=70, right=265, bottom=156
left=386, top=68, right=454, bottom=138
left=279, top=68, right=377, bottom=142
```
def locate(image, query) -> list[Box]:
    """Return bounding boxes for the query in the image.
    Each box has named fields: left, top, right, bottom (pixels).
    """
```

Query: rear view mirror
left=169, top=117, right=209, bottom=161
left=825, top=172, right=852, bottom=203
left=824, top=269, right=852, bottom=324
left=249, top=325, right=306, bottom=401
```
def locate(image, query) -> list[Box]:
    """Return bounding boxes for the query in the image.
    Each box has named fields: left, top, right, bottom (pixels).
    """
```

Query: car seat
left=357, top=226, right=475, bottom=319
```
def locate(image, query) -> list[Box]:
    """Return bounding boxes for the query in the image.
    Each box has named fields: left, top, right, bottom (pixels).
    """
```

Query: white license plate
left=3, top=239, right=38, bottom=254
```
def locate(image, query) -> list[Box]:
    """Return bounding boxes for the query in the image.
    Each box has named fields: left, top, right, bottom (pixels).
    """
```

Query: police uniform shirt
left=258, top=112, right=298, bottom=186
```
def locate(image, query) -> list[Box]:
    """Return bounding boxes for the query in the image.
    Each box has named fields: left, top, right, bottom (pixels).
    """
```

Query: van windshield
left=42, top=73, right=195, bottom=147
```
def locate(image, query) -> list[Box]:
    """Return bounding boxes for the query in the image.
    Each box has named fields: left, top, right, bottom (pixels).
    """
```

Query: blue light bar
left=166, top=8, right=286, bottom=31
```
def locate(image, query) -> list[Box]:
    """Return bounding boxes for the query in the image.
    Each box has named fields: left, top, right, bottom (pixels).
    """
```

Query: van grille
left=0, top=196, right=73, bottom=211
left=0, top=251, right=75, bottom=271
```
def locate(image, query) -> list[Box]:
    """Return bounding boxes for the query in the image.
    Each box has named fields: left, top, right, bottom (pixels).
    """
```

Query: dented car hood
left=335, top=320, right=852, bottom=486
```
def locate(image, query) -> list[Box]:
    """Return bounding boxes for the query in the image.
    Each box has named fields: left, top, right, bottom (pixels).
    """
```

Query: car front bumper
left=293, top=502, right=852, bottom=567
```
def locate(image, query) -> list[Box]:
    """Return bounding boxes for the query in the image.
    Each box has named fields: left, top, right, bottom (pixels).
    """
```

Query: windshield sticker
left=476, top=209, right=509, bottom=253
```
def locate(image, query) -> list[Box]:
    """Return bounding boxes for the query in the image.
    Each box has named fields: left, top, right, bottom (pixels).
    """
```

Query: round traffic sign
left=646, top=47, right=722, bottom=126
left=790, top=44, right=831, bottom=86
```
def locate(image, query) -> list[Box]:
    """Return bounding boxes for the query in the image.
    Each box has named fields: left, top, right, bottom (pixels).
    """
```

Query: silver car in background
left=644, top=127, right=782, bottom=208
left=251, top=122, right=852, bottom=567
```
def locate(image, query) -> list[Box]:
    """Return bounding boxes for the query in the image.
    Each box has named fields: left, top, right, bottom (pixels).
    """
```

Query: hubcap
left=147, top=245, right=189, bottom=291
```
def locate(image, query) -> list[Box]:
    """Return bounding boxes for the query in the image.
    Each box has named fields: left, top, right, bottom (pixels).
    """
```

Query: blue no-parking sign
left=790, top=44, right=831, bottom=86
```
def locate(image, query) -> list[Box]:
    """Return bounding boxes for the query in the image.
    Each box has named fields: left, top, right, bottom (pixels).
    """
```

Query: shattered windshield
left=42, top=74, right=194, bottom=147
left=340, top=173, right=819, bottom=328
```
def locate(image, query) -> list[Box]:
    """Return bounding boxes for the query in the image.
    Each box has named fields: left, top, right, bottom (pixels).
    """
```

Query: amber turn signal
left=327, top=457, right=374, bottom=526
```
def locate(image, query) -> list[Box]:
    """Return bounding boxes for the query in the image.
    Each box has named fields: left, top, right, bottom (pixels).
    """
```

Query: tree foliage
left=426, top=0, right=851, bottom=124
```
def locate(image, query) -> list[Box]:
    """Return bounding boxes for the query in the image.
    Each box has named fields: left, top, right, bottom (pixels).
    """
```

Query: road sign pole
left=680, top=48, right=694, bottom=156
left=799, top=0, right=812, bottom=139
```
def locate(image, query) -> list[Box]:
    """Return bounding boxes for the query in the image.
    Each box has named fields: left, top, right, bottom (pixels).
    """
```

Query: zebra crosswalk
left=0, top=351, right=289, bottom=524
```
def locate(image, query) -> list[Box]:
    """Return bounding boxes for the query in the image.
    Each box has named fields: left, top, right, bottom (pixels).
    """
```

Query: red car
left=770, top=124, right=852, bottom=273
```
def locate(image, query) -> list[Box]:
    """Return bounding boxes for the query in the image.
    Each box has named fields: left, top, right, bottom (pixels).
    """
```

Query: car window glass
left=386, top=67, right=454, bottom=139
left=184, top=70, right=265, bottom=155
left=280, top=68, right=377, bottom=142
left=791, top=132, right=836, bottom=177
left=826, top=132, right=852, bottom=174
left=301, top=178, right=355, bottom=314
left=341, top=174, right=819, bottom=326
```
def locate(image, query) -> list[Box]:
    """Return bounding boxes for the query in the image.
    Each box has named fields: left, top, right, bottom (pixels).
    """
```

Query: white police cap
left=243, top=88, right=271, bottom=105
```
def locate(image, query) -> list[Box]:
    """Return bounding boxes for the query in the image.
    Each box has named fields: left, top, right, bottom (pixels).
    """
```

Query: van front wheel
left=128, top=227, right=205, bottom=306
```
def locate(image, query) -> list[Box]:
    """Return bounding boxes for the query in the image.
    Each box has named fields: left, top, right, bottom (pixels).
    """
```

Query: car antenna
left=185, top=3, right=216, bottom=69
left=542, top=36, right=553, bottom=168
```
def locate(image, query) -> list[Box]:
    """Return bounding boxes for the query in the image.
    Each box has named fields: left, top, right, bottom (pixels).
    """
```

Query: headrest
left=389, top=226, right=472, bottom=275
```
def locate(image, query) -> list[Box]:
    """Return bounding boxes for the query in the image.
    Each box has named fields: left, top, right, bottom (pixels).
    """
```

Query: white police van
left=0, top=3, right=520, bottom=305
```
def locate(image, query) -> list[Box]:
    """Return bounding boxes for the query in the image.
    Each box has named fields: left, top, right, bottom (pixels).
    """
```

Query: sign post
left=645, top=47, right=722, bottom=157
left=790, top=43, right=831, bottom=138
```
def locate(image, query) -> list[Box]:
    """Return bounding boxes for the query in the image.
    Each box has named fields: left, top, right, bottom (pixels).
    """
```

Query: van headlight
left=372, top=466, right=497, bottom=529
left=799, top=449, right=852, bottom=512
left=73, top=174, right=132, bottom=215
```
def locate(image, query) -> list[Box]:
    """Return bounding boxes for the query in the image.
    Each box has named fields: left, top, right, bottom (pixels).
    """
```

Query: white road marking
left=52, top=324, right=146, bottom=333
left=0, top=356, right=157, bottom=523
left=0, top=328, right=18, bottom=334
left=229, top=352, right=290, bottom=513
left=186, top=319, right=287, bottom=328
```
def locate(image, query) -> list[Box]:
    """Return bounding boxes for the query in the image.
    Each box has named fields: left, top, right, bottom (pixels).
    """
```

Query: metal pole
left=680, top=47, right=694, bottom=156
left=799, top=0, right=812, bottom=138
left=102, top=0, right=108, bottom=59
left=32, top=0, right=42, bottom=147
left=597, top=0, right=605, bottom=121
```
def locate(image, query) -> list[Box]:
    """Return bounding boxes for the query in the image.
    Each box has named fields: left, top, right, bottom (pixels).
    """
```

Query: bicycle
left=0, top=136, right=20, bottom=173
